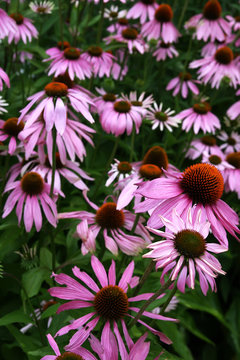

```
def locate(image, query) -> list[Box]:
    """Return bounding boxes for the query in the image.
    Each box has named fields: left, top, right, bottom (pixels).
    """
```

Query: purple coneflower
left=153, top=41, right=178, bottom=61
left=106, top=159, right=136, bottom=188
left=49, top=255, right=174, bottom=349
left=186, top=135, right=221, bottom=160
left=8, top=13, right=38, bottom=44
left=47, top=46, right=92, bottom=81
left=0, top=68, right=10, bottom=91
left=227, top=89, right=240, bottom=120
left=141, top=4, right=180, bottom=43
left=166, top=72, right=200, bottom=98
left=29, top=1, right=54, bottom=14
left=144, top=207, right=227, bottom=295
left=18, top=81, right=94, bottom=136
left=185, top=0, right=231, bottom=42
left=135, top=163, right=240, bottom=247
left=217, top=131, right=240, bottom=154
left=178, top=102, right=221, bottom=134
left=0, top=9, right=17, bottom=40
left=41, top=334, right=95, bottom=360
left=224, top=152, right=240, bottom=198
left=100, top=98, right=145, bottom=136
left=82, top=46, right=115, bottom=77
left=3, top=171, right=58, bottom=232
left=189, top=46, right=240, bottom=89
left=127, top=0, right=158, bottom=24
left=109, top=27, right=147, bottom=54
left=58, top=193, right=152, bottom=256
left=202, top=150, right=233, bottom=172
left=0, top=117, right=24, bottom=155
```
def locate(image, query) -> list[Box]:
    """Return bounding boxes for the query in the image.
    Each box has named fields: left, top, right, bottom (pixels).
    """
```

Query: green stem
left=131, top=213, right=140, bottom=233
left=177, top=0, right=189, bottom=29
left=93, top=137, right=119, bottom=197
left=160, top=282, right=178, bottom=314
left=51, top=231, right=56, bottom=273
left=129, top=277, right=174, bottom=328
left=73, top=0, right=87, bottom=46
left=96, top=0, right=105, bottom=44
left=50, top=127, right=57, bottom=198
left=129, top=127, right=135, bottom=162
left=4, top=272, right=45, bottom=345
left=183, top=34, right=193, bottom=74
left=133, top=260, right=155, bottom=296
left=58, top=0, right=64, bottom=45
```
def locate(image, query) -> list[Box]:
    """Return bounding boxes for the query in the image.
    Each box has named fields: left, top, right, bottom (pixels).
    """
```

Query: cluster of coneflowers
left=1, top=0, right=240, bottom=358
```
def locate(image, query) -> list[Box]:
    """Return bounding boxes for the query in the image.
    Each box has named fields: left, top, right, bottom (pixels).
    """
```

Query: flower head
left=178, top=102, right=220, bottom=134
left=141, top=4, right=180, bottom=43
left=144, top=207, right=227, bottom=295
left=189, top=46, right=240, bottom=89
left=127, top=0, right=158, bottom=24
left=3, top=171, right=58, bottom=232
left=166, top=72, right=200, bottom=98
left=153, top=41, right=179, bottom=61
left=0, top=9, right=17, bottom=40
left=185, top=0, right=231, bottom=42
left=186, top=135, right=222, bottom=160
left=8, top=13, right=38, bottom=44
left=135, top=163, right=240, bottom=247
left=29, top=1, right=54, bottom=14
left=146, top=102, right=181, bottom=132
left=0, top=117, right=24, bottom=155
left=81, top=46, right=115, bottom=77
left=49, top=255, right=174, bottom=349
left=59, top=192, right=152, bottom=256
left=217, top=131, right=240, bottom=154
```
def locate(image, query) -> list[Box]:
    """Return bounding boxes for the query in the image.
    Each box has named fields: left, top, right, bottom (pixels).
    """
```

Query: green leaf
left=0, top=310, right=31, bottom=326
left=178, top=290, right=229, bottom=328
left=157, top=322, right=194, bottom=360
left=6, top=324, right=41, bottom=353
left=39, top=248, right=52, bottom=270
left=226, top=295, right=240, bottom=354
left=179, top=312, right=215, bottom=345
left=22, top=268, right=50, bottom=298
left=41, top=303, right=60, bottom=320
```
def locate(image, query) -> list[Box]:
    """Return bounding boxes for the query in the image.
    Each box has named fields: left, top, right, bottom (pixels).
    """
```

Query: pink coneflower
left=29, top=1, right=54, bottom=14
left=144, top=207, right=226, bottom=295
left=0, top=68, right=10, bottom=91
left=107, top=28, right=147, bottom=54
left=58, top=193, right=152, bottom=256
left=189, top=46, right=240, bottom=89
left=107, top=17, right=129, bottom=34
left=47, top=47, right=92, bottom=81
left=153, top=41, right=179, bottom=61
left=186, top=135, right=221, bottom=160
left=201, top=35, right=234, bottom=57
left=185, top=0, right=231, bottom=42
left=135, top=163, right=240, bottom=247
left=81, top=46, right=115, bottom=77
left=8, top=13, right=38, bottom=44
left=224, top=152, right=240, bottom=198
left=49, top=255, right=174, bottom=349
left=106, top=159, right=136, bottom=188
left=19, top=112, right=95, bottom=164
left=146, top=102, right=181, bottom=132
left=45, top=41, right=71, bottom=57
left=0, top=9, right=17, bottom=40
left=226, top=15, right=240, bottom=32
left=18, top=81, right=94, bottom=136
left=93, top=88, right=117, bottom=114
left=90, top=331, right=161, bottom=360
left=217, top=131, right=240, bottom=154
left=166, top=72, right=200, bottom=98
left=22, top=153, right=93, bottom=192
left=111, top=49, right=129, bottom=80
left=141, top=4, right=180, bottom=43
left=3, top=171, right=58, bottom=232
left=0, top=117, right=24, bottom=155
left=117, top=146, right=178, bottom=210
left=41, top=334, right=96, bottom=360
left=178, top=102, right=221, bottom=134
left=227, top=89, right=240, bottom=120
left=202, top=150, right=233, bottom=172
left=100, top=98, right=145, bottom=136
left=127, top=0, right=158, bottom=24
